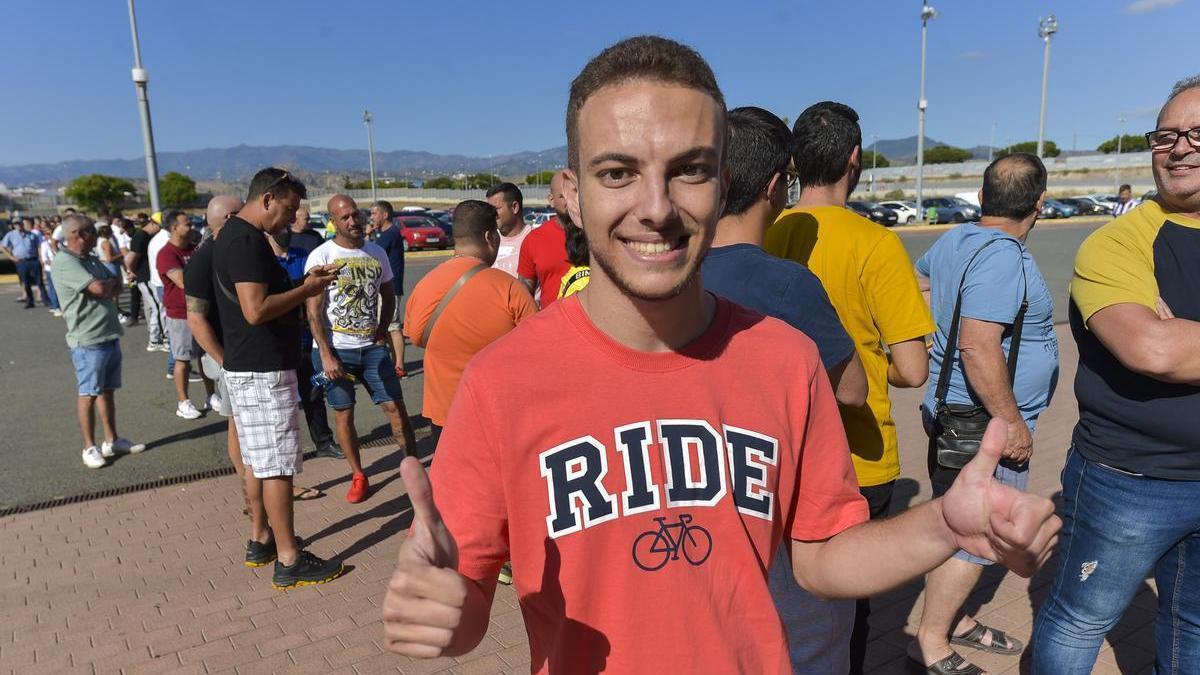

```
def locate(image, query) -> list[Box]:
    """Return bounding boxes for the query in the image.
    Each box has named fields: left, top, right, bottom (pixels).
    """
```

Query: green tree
left=1097, top=133, right=1149, bottom=154
left=924, top=145, right=974, bottom=164
left=525, top=170, right=556, bottom=185
left=883, top=188, right=907, bottom=200
left=996, top=140, right=1061, bottom=158
left=64, top=174, right=137, bottom=213
left=861, top=150, right=890, bottom=168
left=160, top=171, right=198, bottom=206
left=423, top=176, right=455, bottom=189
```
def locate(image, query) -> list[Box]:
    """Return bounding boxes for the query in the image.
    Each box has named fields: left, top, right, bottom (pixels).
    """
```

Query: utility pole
left=1036, top=14, right=1058, bottom=158
left=126, top=0, right=160, bottom=212
left=916, top=2, right=938, bottom=221
left=363, top=110, right=377, bottom=203
left=869, top=133, right=878, bottom=194
left=988, top=122, right=997, bottom=163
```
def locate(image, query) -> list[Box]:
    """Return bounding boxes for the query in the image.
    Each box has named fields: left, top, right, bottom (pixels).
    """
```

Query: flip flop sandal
left=291, top=486, right=324, bottom=501
left=950, top=621, right=1024, bottom=655
left=908, top=642, right=986, bottom=675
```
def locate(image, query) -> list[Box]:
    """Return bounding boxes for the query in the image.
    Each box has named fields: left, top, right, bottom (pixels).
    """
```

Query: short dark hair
left=980, top=153, right=1047, bottom=219
left=792, top=101, right=861, bottom=188
left=373, top=200, right=394, bottom=218
left=165, top=210, right=187, bottom=226
left=246, top=167, right=307, bottom=201
left=1118, top=183, right=1132, bottom=192
left=723, top=107, right=793, bottom=217
left=485, top=182, right=523, bottom=212
left=566, top=35, right=725, bottom=171
left=452, top=200, right=498, bottom=244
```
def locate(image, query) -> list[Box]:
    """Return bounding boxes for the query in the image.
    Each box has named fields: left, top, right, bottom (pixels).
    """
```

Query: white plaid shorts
left=222, top=369, right=303, bottom=478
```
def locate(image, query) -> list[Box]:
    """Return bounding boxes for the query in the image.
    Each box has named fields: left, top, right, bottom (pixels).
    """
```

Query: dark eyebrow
left=587, top=152, right=638, bottom=168
left=586, top=146, right=719, bottom=169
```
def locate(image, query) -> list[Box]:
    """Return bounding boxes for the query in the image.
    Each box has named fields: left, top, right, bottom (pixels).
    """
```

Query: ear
left=1035, top=191, right=1046, bottom=212
left=977, top=188, right=984, bottom=206
left=564, top=169, right=584, bottom=230
left=765, top=171, right=783, bottom=199
left=847, top=146, right=862, bottom=174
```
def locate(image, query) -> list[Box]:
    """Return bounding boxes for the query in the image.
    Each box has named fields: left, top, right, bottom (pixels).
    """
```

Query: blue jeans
left=15, top=259, right=44, bottom=306
left=1032, top=448, right=1200, bottom=674
left=44, top=269, right=60, bottom=310
left=314, top=344, right=403, bottom=410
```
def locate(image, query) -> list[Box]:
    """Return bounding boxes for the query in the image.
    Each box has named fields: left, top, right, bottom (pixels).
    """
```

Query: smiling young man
left=381, top=37, right=1060, bottom=673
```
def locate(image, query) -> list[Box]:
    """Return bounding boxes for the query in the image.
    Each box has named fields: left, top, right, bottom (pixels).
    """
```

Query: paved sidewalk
left=0, top=326, right=1160, bottom=674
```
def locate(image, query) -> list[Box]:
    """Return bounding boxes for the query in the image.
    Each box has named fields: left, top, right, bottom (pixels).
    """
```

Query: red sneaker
left=346, top=473, right=370, bottom=503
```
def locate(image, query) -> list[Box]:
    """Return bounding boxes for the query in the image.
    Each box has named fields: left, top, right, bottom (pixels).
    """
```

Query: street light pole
left=126, top=0, right=160, bottom=213
left=988, top=122, right=997, bottom=163
left=1036, top=14, right=1058, bottom=159
left=362, top=110, right=377, bottom=204
left=1114, top=116, right=1126, bottom=193
left=869, top=133, right=878, bottom=194
left=916, top=2, right=937, bottom=222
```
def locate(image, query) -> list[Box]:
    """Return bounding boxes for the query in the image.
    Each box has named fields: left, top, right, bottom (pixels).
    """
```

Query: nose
left=631, top=174, right=679, bottom=231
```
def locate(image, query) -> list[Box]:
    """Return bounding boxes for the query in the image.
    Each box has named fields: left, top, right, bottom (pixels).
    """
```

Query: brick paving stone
left=450, top=653, right=511, bottom=675
left=327, top=641, right=384, bottom=669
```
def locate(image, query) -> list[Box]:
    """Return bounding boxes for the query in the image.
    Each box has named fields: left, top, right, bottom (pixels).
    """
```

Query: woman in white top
left=38, top=224, right=61, bottom=315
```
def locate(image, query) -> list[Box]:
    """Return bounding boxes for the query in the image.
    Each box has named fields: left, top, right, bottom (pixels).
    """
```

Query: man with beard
left=213, top=168, right=343, bottom=588
left=517, top=171, right=574, bottom=308
left=381, top=36, right=1060, bottom=672
left=306, top=195, right=416, bottom=503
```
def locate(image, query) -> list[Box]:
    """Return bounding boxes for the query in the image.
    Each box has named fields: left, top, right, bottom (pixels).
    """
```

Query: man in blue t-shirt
left=700, top=106, right=868, bottom=674
left=370, top=200, right=408, bottom=376
left=911, top=153, right=1059, bottom=673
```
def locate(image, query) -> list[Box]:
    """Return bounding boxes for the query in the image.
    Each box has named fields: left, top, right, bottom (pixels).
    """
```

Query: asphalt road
left=0, top=222, right=1100, bottom=509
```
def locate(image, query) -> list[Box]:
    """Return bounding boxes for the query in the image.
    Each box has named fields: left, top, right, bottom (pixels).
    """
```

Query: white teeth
left=626, top=240, right=674, bottom=255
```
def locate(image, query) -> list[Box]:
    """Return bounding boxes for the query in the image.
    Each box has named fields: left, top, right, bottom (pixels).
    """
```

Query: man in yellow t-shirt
left=765, top=101, right=933, bottom=675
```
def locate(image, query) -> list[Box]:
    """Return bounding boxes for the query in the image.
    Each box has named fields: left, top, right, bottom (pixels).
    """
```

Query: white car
left=879, top=200, right=919, bottom=224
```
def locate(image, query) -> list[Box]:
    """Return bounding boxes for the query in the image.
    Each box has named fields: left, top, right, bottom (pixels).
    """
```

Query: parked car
left=879, top=200, right=919, bottom=224
left=848, top=201, right=899, bottom=227
left=922, top=197, right=980, bottom=224
left=394, top=215, right=448, bottom=251
left=1057, top=197, right=1105, bottom=216
left=423, top=210, right=454, bottom=243
left=523, top=207, right=555, bottom=227
left=1043, top=199, right=1078, bottom=218
left=1070, top=196, right=1113, bottom=214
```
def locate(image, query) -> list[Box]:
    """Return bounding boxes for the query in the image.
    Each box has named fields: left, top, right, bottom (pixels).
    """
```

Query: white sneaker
left=156, top=343, right=171, bottom=353
left=50, top=309, right=63, bottom=317
left=101, top=438, right=146, bottom=458
left=147, top=344, right=158, bottom=352
left=206, top=392, right=222, bottom=412
left=176, top=400, right=202, bottom=420
left=82, top=446, right=106, bottom=469
left=165, top=372, right=174, bottom=380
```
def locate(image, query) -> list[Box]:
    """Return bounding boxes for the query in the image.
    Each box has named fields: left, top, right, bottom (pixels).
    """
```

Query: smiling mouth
left=621, top=237, right=686, bottom=256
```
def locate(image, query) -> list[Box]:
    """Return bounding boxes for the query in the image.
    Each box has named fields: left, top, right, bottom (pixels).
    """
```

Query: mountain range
left=1, top=136, right=998, bottom=186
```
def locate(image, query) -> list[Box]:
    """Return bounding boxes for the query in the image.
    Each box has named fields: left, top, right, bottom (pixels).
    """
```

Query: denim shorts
left=70, top=339, right=123, bottom=396
left=313, top=344, right=404, bottom=410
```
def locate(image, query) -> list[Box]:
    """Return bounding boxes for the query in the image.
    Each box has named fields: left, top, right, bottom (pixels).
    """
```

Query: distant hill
left=0, top=145, right=570, bottom=186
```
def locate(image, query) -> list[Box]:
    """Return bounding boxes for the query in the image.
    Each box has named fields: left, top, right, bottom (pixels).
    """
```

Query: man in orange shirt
left=382, top=36, right=1060, bottom=673
left=404, top=200, right=535, bottom=445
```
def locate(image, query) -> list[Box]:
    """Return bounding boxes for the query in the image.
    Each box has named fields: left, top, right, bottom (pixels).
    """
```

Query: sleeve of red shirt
left=516, top=229, right=537, bottom=281
left=427, top=374, right=510, bottom=581
left=156, top=246, right=182, bottom=282
left=788, top=360, right=870, bottom=542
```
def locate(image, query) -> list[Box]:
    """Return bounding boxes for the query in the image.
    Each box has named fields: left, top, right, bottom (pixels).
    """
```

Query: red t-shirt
left=515, top=218, right=571, bottom=308
left=430, top=295, right=868, bottom=674
left=156, top=241, right=195, bottom=319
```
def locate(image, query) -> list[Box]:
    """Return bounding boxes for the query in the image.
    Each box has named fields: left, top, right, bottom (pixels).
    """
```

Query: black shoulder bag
left=928, top=238, right=1028, bottom=469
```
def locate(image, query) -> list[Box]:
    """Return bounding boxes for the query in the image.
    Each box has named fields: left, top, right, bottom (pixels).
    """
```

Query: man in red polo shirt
left=157, top=210, right=214, bottom=420
left=517, top=170, right=573, bottom=308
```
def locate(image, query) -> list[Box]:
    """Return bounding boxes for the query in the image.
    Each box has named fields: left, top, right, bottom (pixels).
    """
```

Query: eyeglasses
left=1145, top=126, right=1200, bottom=151
left=261, top=170, right=292, bottom=194
left=784, top=169, right=800, bottom=189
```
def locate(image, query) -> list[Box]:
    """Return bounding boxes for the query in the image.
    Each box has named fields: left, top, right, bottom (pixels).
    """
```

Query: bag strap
left=420, top=261, right=487, bottom=346
left=933, top=236, right=1029, bottom=406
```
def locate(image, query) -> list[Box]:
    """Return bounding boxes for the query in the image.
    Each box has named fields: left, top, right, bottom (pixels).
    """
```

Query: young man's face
left=486, top=193, right=521, bottom=232
left=565, top=79, right=726, bottom=302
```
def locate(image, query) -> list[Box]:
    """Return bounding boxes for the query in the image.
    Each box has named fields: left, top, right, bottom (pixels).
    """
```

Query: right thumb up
left=398, top=456, right=458, bottom=569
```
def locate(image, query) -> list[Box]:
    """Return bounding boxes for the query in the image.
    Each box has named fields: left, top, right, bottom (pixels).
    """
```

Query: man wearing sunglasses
left=1031, top=75, right=1200, bottom=673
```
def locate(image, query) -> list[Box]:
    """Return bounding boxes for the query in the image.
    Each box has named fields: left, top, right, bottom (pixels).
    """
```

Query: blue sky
left=1, top=0, right=1194, bottom=166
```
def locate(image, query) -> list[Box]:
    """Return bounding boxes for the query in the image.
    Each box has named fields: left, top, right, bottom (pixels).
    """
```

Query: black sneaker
left=314, top=442, right=345, bottom=460
left=244, top=535, right=305, bottom=567
left=272, top=550, right=345, bottom=590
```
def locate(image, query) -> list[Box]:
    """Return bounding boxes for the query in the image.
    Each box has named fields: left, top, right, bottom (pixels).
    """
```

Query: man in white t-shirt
left=305, top=195, right=417, bottom=504
left=484, top=182, right=530, bottom=277
left=147, top=212, right=175, bottom=372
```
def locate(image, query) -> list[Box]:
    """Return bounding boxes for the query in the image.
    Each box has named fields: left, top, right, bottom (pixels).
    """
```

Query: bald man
left=288, top=205, right=325, bottom=254
left=516, top=171, right=573, bottom=308
left=305, top=195, right=416, bottom=503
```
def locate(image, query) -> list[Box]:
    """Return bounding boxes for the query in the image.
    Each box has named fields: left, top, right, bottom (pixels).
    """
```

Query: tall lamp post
left=1114, top=116, right=1126, bottom=193
left=363, top=110, right=378, bottom=203
left=1036, top=14, right=1058, bottom=159
left=988, top=122, right=997, bottom=163
left=869, top=133, right=878, bottom=194
left=916, top=2, right=937, bottom=222
left=126, top=0, right=161, bottom=213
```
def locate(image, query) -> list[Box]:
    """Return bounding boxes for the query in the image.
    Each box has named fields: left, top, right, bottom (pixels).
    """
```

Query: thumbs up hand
left=940, top=419, right=1062, bottom=578
left=383, top=457, right=469, bottom=657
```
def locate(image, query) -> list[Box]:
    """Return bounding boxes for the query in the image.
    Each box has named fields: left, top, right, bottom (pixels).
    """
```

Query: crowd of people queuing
left=9, top=33, right=1200, bottom=674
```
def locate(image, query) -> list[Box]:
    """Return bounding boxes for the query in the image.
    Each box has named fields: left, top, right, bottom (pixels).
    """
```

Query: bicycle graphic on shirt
left=632, top=514, right=713, bottom=571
